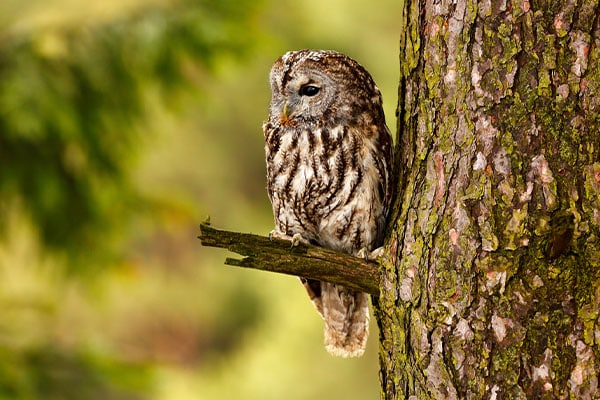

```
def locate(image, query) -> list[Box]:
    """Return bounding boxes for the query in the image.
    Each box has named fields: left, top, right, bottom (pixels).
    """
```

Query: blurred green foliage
left=1, top=0, right=264, bottom=398
left=0, top=345, right=151, bottom=400
left=0, top=0, right=400, bottom=399
left=0, top=0, right=260, bottom=254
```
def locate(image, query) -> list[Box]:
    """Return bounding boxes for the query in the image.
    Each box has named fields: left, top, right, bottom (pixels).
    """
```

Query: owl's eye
left=299, top=85, right=320, bottom=97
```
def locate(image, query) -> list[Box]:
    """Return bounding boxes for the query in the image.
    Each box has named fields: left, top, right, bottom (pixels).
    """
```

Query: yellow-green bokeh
left=0, top=1, right=400, bottom=399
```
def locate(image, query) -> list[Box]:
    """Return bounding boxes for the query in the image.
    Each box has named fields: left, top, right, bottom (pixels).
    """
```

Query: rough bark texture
left=375, top=0, right=600, bottom=398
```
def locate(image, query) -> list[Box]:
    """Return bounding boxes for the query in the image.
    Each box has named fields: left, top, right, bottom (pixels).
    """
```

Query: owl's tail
left=320, top=282, right=370, bottom=357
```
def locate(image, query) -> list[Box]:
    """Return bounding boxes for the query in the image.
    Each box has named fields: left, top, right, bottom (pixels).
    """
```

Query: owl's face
left=269, top=66, right=337, bottom=125
left=268, top=50, right=382, bottom=127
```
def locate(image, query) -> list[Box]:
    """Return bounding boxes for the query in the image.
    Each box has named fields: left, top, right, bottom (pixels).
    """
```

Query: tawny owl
left=263, top=49, right=393, bottom=357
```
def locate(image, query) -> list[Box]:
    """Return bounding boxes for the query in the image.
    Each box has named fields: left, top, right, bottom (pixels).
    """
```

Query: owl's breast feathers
left=264, top=119, right=391, bottom=254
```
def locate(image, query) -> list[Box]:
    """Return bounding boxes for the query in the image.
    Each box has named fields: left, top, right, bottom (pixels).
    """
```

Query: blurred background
left=0, top=0, right=399, bottom=398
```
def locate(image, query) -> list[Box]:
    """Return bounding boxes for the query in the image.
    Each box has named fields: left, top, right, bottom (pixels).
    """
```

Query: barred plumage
left=263, top=49, right=393, bottom=357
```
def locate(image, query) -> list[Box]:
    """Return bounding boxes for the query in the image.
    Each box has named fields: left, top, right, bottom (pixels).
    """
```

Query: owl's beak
left=280, top=100, right=298, bottom=125
left=281, top=101, right=291, bottom=122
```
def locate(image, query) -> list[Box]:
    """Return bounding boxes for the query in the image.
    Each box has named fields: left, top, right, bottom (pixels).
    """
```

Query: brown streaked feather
left=264, top=49, right=394, bottom=357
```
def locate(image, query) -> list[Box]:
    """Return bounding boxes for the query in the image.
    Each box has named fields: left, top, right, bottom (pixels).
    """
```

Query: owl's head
left=268, top=49, right=383, bottom=127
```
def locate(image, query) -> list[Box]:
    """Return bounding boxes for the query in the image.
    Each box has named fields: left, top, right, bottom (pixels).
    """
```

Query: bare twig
left=198, top=223, right=380, bottom=295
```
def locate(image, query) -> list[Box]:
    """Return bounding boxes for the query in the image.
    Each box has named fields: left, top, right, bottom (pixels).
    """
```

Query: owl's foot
left=356, top=246, right=384, bottom=261
left=269, top=229, right=310, bottom=248
left=290, top=233, right=310, bottom=247
left=268, top=229, right=281, bottom=241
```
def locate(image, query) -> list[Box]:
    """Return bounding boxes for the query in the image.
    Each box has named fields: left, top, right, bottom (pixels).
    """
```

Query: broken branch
left=198, top=223, right=380, bottom=295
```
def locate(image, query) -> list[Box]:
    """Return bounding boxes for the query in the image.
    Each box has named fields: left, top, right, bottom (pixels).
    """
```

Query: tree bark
left=376, top=0, right=600, bottom=398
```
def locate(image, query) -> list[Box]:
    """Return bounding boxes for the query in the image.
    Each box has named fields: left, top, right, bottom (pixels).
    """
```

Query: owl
left=263, top=49, right=393, bottom=357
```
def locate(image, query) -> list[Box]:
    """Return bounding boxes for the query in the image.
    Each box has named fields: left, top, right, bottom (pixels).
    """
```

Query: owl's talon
left=369, top=246, right=384, bottom=260
left=357, top=248, right=369, bottom=261
left=269, top=229, right=286, bottom=241
left=357, top=246, right=384, bottom=261
left=269, top=230, right=309, bottom=248
left=291, top=233, right=309, bottom=247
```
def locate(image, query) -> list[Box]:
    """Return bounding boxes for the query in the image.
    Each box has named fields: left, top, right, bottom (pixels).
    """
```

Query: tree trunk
left=375, top=0, right=600, bottom=398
